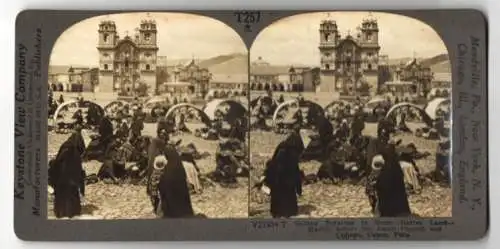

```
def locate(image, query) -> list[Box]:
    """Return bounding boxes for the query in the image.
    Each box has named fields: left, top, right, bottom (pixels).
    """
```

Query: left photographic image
left=47, top=12, right=250, bottom=219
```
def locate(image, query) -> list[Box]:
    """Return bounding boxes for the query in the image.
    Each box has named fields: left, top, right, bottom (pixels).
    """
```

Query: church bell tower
left=359, top=16, right=381, bottom=96
left=318, top=15, right=339, bottom=93
left=97, top=20, right=118, bottom=93
left=137, top=19, right=159, bottom=94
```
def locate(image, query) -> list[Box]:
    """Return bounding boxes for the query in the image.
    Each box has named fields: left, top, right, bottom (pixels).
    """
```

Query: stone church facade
left=97, top=19, right=158, bottom=95
left=318, top=16, right=380, bottom=96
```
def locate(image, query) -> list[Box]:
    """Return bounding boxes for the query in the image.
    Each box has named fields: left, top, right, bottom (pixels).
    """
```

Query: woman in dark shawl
left=130, top=113, right=145, bottom=143
left=86, top=104, right=100, bottom=127
left=83, top=116, right=113, bottom=161
left=365, top=140, right=411, bottom=217
left=302, top=114, right=333, bottom=161
left=157, top=144, right=195, bottom=218
left=115, top=121, right=129, bottom=140
left=435, top=138, right=451, bottom=183
left=58, top=94, right=65, bottom=105
left=228, top=118, right=246, bottom=142
left=49, top=130, right=86, bottom=218
left=264, top=128, right=304, bottom=218
left=350, top=107, right=365, bottom=139
left=277, top=94, right=285, bottom=104
left=72, top=109, right=84, bottom=128
left=99, top=116, right=114, bottom=143
left=252, top=105, right=269, bottom=130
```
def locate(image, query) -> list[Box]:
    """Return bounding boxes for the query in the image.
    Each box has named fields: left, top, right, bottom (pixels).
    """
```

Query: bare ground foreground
left=249, top=122, right=452, bottom=218
left=47, top=123, right=248, bottom=219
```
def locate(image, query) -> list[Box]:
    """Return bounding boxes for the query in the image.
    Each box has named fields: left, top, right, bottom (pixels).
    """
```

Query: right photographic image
left=248, top=11, right=452, bottom=218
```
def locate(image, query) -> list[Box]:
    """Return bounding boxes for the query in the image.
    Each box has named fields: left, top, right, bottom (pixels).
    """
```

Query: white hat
left=371, top=155, right=385, bottom=171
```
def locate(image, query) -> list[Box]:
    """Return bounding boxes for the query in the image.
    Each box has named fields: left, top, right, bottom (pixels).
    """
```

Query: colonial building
left=80, top=68, right=99, bottom=92
left=210, top=74, right=248, bottom=91
left=249, top=57, right=320, bottom=92
left=429, top=72, right=451, bottom=98
left=318, top=16, right=380, bottom=96
left=97, top=19, right=158, bottom=95
left=289, top=66, right=321, bottom=92
left=48, top=66, right=71, bottom=91
left=398, top=58, right=433, bottom=97
left=157, top=59, right=211, bottom=96
left=48, top=66, right=99, bottom=92
left=250, top=57, right=288, bottom=89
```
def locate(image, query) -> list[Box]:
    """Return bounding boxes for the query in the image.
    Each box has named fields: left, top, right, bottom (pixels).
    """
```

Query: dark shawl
left=350, top=112, right=366, bottom=136
left=49, top=132, right=86, bottom=218
left=264, top=131, right=304, bottom=218
left=375, top=144, right=411, bottom=217
left=98, top=117, right=114, bottom=142
left=301, top=115, right=333, bottom=161
left=130, top=116, right=144, bottom=136
left=158, top=144, right=195, bottom=218
left=228, top=120, right=246, bottom=142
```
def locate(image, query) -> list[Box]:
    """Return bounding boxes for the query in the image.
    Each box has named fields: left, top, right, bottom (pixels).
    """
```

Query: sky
left=49, top=12, right=248, bottom=66
left=250, top=11, right=449, bottom=66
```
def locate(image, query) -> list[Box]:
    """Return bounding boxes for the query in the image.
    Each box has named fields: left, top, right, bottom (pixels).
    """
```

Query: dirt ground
left=248, top=122, right=452, bottom=218
left=47, top=123, right=249, bottom=219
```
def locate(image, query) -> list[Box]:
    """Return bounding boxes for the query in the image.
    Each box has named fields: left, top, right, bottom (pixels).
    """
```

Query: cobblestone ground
left=47, top=123, right=248, bottom=219
left=249, top=122, right=452, bottom=218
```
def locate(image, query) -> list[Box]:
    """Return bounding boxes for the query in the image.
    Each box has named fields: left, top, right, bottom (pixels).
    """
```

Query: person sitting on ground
left=395, top=112, right=412, bottom=133
left=174, top=113, right=191, bottom=134
left=96, top=136, right=128, bottom=183
left=214, top=135, right=249, bottom=184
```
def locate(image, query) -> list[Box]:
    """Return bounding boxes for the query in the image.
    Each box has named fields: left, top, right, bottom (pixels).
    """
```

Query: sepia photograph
left=248, top=12, right=452, bottom=218
left=46, top=12, right=250, bottom=219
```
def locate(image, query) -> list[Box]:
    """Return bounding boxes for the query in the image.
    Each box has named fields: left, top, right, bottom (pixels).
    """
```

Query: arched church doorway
left=123, top=80, right=133, bottom=96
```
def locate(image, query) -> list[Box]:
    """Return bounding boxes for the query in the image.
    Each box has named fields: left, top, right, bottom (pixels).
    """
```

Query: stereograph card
left=13, top=9, right=488, bottom=241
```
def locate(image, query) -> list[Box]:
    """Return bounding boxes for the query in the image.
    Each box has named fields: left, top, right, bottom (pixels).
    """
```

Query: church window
left=125, top=60, right=129, bottom=68
left=103, top=34, right=109, bottom=42
left=104, top=64, right=108, bottom=70
left=144, top=33, right=151, bottom=41
left=367, top=52, right=373, bottom=57
left=146, top=64, right=151, bottom=70
left=368, top=64, right=372, bottom=70
left=367, top=31, right=373, bottom=40
left=324, top=52, right=331, bottom=57
left=325, top=64, right=330, bottom=70
left=324, top=33, right=330, bottom=42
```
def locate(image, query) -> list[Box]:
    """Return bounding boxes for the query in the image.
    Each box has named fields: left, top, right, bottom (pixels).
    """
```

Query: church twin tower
left=318, top=16, right=380, bottom=95
left=96, top=16, right=380, bottom=96
left=97, top=19, right=159, bottom=94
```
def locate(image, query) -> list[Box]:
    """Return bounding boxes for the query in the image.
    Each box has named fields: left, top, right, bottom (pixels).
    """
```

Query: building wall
left=99, top=71, right=114, bottom=92
left=302, top=70, right=315, bottom=92
left=56, top=74, right=70, bottom=84
left=319, top=73, right=336, bottom=93
left=278, top=74, right=290, bottom=84
left=80, top=68, right=99, bottom=92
